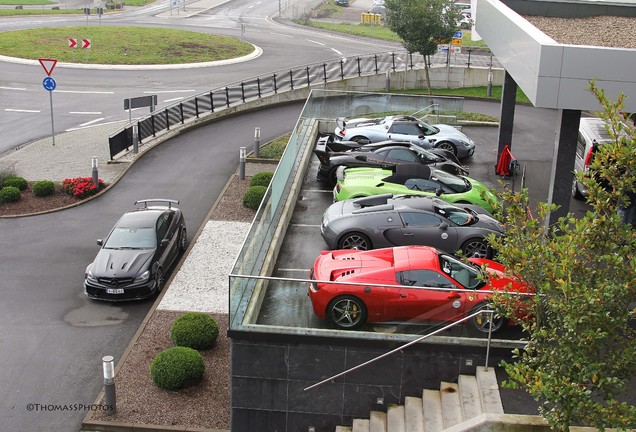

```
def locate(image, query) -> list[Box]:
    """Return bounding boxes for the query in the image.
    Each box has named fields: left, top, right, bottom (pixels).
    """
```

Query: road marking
left=78, top=118, right=106, bottom=127
left=5, top=108, right=39, bottom=113
left=70, top=111, right=102, bottom=115
left=144, top=90, right=196, bottom=94
left=307, top=39, right=325, bottom=46
left=0, top=86, right=26, bottom=91
left=272, top=32, right=293, bottom=38
left=56, top=90, right=114, bottom=94
left=65, top=118, right=130, bottom=132
left=331, top=48, right=343, bottom=55
left=164, top=97, right=184, bottom=103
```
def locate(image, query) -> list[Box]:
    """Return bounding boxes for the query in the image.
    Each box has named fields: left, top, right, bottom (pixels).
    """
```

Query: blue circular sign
left=43, top=76, right=56, bottom=92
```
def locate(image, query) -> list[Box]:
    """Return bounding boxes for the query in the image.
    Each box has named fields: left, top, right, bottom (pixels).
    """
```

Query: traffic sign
left=452, top=38, right=463, bottom=46
left=453, top=31, right=463, bottom=39
left=82, top=39, right=91, bottom=49
left=43, top=76, right=56, bottom=92
left=68, top=38, right=77, bottom=48
left=38, top=58, right=57, bottom=76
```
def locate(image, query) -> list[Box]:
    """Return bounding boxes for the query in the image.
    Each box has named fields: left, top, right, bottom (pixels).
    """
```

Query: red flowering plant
left=62, top=177, right=105, bottom=199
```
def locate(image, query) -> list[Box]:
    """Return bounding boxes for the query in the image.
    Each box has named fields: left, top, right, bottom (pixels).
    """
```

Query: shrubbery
left=250, top=172, right=273, bottom=187
left=0, top=186, right=21, bottom=203
left=32, top=180, right=55, bottom=197
left=3, top=176, right=27, bottom=191
left=62, top=177, right=104, bottom=199
left=150, top=346, right=205, bottom=390
left=170, top=312, right=219, bottom=350
left=242, top=185, right=267, bottom=210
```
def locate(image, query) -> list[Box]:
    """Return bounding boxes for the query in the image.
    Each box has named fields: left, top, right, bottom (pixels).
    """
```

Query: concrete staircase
left=335, top=366, right=504, bottom=432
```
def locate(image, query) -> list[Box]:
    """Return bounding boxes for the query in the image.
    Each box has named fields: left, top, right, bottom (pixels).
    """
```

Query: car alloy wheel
left=470, top=303, right=504, bottom=333
left=462, top=238, right=491, bottom=258
left=435, top=141, right=457, bottom=156
left=155, top=268, right=164, bottom=293
left=339, top=232, right=372, bottom=250
left=327, top=295, right=367, bottom=330
left=571, top=179, right=584, bottom=200
left=179, top=227, right=188, bottom=251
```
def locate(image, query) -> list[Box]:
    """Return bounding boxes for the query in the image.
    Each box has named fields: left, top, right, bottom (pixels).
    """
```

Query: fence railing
left=108, top=49, right=498, bottom=159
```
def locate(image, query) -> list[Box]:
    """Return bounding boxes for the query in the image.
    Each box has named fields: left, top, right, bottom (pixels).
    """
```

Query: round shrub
left=150, top=346, right=205, bottom=390
left=3, top=176, right=27, bottom=191
left=0, top=186, right=21, bottom=203
left=170, top=312, right=219, bottom=350
left=32, top=180, right=55, bottom=197
left=250, top=172, right=273, bottom=187
left=242, top=185, right=267, bottom=210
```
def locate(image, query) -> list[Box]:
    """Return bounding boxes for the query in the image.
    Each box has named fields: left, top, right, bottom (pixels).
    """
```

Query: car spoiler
left=134, top=199, right=179, bottom=209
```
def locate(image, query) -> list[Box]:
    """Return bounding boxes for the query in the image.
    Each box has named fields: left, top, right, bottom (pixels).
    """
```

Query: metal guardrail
left=108, top=49, right=497, bottom=159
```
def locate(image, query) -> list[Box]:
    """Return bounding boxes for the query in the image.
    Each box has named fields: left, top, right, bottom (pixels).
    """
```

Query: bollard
left=254, top=127, right=261, bottom=158
left=132, top=124, right=139, bottom=154
left=239, top=147, right=246, bottom=180
left=91, top=157, right=99, bottom=187
left=487, top=70, right=493, bottom=97
left=385, top=71, right=390, bottom=92
left=102, top=355, right=117, bottom=415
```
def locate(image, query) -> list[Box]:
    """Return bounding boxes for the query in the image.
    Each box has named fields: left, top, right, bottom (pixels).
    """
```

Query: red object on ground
left=496, top=145, right=514, bottom=176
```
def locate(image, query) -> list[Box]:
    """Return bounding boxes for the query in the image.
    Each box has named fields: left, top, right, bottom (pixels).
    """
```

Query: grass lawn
left=0, top=0, right=52, bottom=4
left=0, top=27, right=254, bottom=64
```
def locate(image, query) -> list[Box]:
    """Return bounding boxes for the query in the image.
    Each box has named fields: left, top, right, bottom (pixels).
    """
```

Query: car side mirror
left=96, top=239, right=103, bottom=246
left=439, top=222, right=448, bottom=230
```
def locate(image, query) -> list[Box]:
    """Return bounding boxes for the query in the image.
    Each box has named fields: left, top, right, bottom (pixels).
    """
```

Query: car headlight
left=134, top=270, right=150, bottom=284
left=85, top=267, right=98, bottom=283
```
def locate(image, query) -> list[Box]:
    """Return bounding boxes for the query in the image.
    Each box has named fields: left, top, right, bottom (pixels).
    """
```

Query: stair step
left=336, top=426, right=352, bottom=432
left=422, top=389, right=443, bottom=432
left=476, top=366, right=504, bottom=414
left=370, top=411, right=387, bottom=432
left=440, top=381, right=463, bottom=429
left=352, top=418, right=370, bottom=432
left=404, top=396, right=424, bottom=432
left=458, top=374, right=483, bottom=419
left=387, top=404, right=405, bottom=432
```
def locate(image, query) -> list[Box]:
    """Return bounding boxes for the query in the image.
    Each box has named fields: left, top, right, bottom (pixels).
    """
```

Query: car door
left=384, top=211, right=459, bottom=250
left=387, top=123, right=431, bottom=149
left=395, top=269, right=468, bottom=323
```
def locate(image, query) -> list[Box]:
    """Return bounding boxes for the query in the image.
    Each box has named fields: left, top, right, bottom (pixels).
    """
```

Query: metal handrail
left=304, top=308, right=496, bottom=392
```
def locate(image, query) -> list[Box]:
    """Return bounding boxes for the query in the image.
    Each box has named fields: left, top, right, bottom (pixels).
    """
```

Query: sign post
left=82, top=38, right=91, bottom=63
left=39, top=58, right=57, bottom=146
left=68, top=38, right=77, bottom=61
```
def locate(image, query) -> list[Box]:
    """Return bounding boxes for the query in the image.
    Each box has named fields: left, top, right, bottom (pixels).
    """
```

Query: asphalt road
left=0, top=101, right=303, bottom=432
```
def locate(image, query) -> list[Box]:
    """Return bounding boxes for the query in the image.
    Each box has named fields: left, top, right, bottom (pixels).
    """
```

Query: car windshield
left=412, top=146, right=443, bottom=163
left=438, top=253, right=483, bottom=289
left=430, top=169, right=470, bottom=193
left=104, top=227, right=156, bottom=249
left=434, top=202, right=474, bottom=226
left=417, top=121, right=439, bottom=136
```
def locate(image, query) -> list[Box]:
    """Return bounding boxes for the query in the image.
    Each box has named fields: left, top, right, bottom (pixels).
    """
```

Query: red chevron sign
left=68, top=38, right=77, bottom=48
left=82, top=39, right=91, bottom=49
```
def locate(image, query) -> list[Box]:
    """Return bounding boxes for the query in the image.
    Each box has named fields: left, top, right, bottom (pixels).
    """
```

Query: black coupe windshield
left=430, top=169, right=470, bottom=193
left=434, top=203, right=473, bottom=226
left=104, top=227, right=155, bottom=249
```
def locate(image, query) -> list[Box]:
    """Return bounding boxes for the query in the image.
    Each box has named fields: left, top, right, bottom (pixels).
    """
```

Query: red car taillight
left=338, top=129, right=346, bottom=137
left=583, top=147, right=595, bottom=177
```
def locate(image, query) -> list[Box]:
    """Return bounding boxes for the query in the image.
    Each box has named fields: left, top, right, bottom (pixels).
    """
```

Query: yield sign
left=38, top=58, right=57, bottom=76
left=68, top=38, right=77, bottom=48
left=82, top=39, right=91, bottom=49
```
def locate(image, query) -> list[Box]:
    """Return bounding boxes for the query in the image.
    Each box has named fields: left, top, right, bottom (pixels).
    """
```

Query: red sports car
left=308, top=245, right=532, bottom=331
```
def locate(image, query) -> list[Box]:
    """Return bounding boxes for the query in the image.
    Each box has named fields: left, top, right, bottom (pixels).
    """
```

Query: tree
left=384, top=0, right=463, bottom=94
left=486, top=82, right=636, bottom=431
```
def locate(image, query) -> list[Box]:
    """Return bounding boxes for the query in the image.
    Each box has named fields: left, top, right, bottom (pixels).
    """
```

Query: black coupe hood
left=91, top=249, right=154, bottom=278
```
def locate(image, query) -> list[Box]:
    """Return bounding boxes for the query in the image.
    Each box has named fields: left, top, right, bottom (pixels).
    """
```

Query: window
left=439, top=254, right=482, bottom=289
left=404, top=178, right=439, bottom=192
left=400, top=212, right=441, bottom=227
left=390, top=123, right=420, bottom=135
left=385, top=148, right=417, bottom=163
left=156, top=213, right=174, bottom=241
left=399, top=270, right=456, bottom=288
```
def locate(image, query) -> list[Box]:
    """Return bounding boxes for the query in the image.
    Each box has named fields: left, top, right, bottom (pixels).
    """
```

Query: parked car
left=571, top=116, right=615, bottom=200
left=333, top=164, right=498, bottom=213
left=84, top=199, right=187, bottom=301
left=321, top=194, right=502, bottom=258
left=314, top=136, right=468, bottom=186
left=335, top=0, right=349, bottom=6
left=334, top=115, right=476, bottom=159
left=308, top=245, right=532, bottom=331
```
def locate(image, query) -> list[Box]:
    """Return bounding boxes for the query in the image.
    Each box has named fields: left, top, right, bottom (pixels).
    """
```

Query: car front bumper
left=84, top=279, right=157, bottom=301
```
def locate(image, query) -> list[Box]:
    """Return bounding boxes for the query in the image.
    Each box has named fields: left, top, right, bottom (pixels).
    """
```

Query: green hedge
left=3, top=176, right=27, bottom=191
left=250, top=172, right=273, bottom=187
left=243, top=185, right=267, bottom=210
left=0, top=186, right=21, bottom=203
left=150, top=346, right=205, bottom=390
left=170, top=312, right=219, bottom=350
left=32, top=180, right=55, bottom=197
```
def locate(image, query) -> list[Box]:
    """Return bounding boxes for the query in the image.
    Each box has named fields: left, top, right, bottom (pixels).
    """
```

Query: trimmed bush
left=170, top=312, right=219, bottom=350
left=150, top=346, right=205, bottom=390
left=3, top=176, right=27, bottom=191
left=250, top=172, right=273, bottom=187
left=0, top=186, right=21, bottom=203
left=242, top=185, right=267, bottom=210
left=32, top=180, right=55, bottom=197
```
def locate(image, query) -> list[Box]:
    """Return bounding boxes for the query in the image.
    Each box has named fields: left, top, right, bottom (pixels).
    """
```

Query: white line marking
left=78, top=118, right=106, bottom=127
left=164, top=97, right=184, bottom=103
left=307, top=39, right=326, bottom=46
left=272, top=32, right=293, bottom=38
left=70, top=111, right=102, bottom=115
left=0, top=86, right=26, bottom=91
left=5, top=108, right=39, bottom=113
left=144, top=90, right=196, bottom=94
left=55, top=90, right=114, bottom=94
left=331, top=48, right=343, bottom=55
